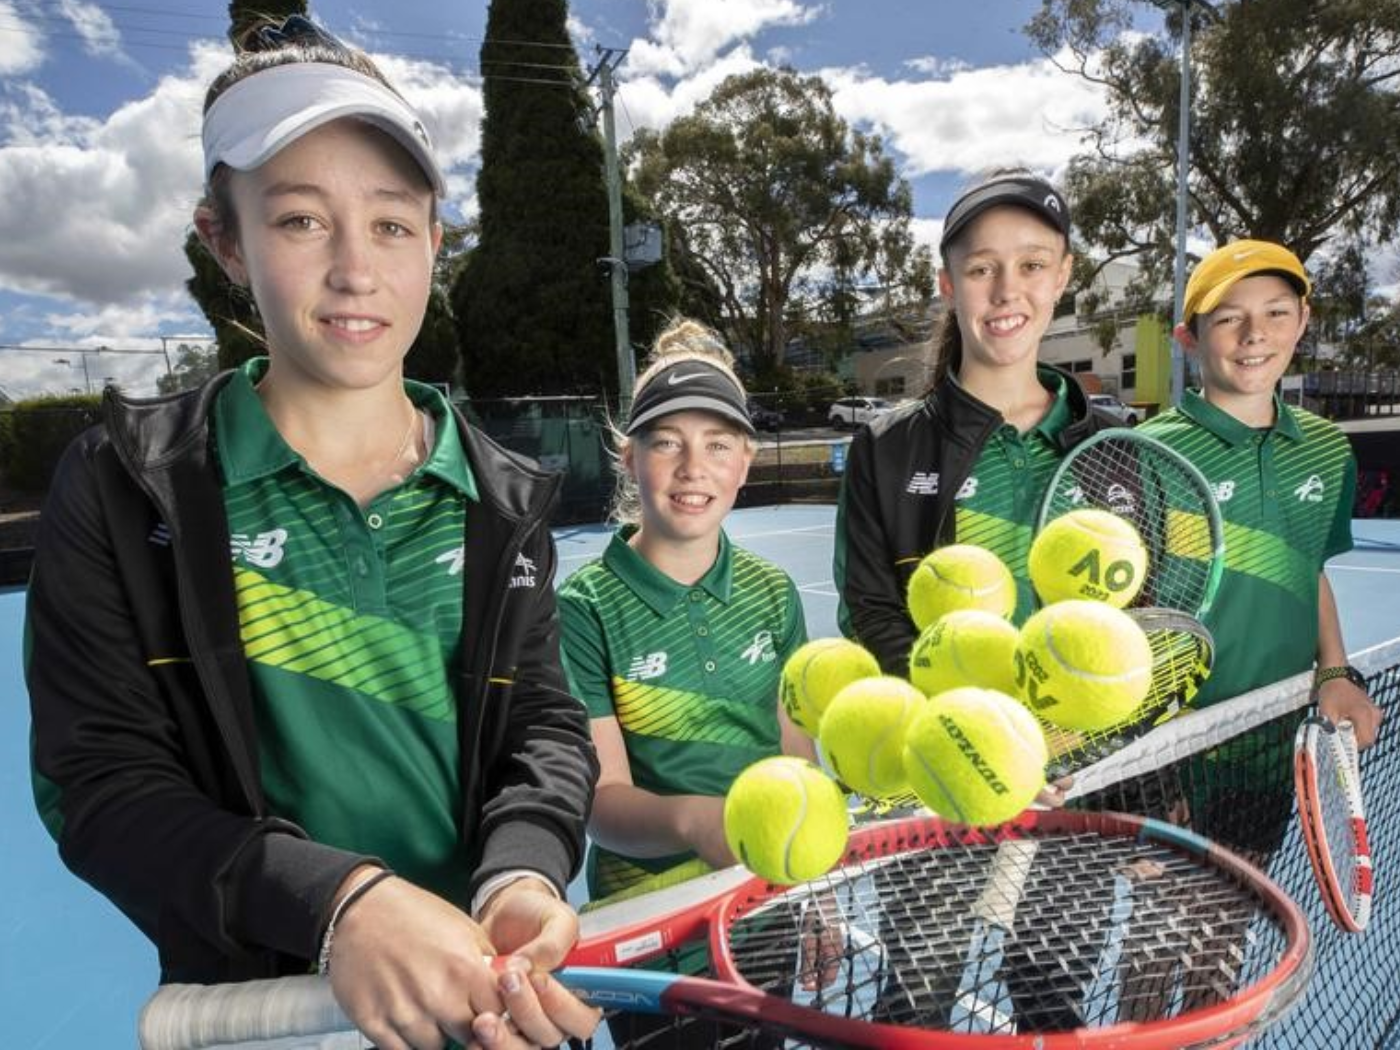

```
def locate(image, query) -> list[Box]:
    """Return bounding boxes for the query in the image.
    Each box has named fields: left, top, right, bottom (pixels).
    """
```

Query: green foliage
left=156, top=342, right=221, bottom=395
left=1029, top=0, right=1400, bottom=328
left=453, top=0, right=676, bottom=397
left=0, top=395, right=102, bottom=492
left=629, top=67, right=929, bottom=376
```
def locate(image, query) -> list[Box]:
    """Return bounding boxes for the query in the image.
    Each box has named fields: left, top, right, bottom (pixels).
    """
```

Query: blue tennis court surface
left=3, top=505, right=1397, bottom=1047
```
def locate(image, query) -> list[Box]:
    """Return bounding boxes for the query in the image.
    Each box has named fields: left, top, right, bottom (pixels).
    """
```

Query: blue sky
left=0, top=0, right=1132, bottom=397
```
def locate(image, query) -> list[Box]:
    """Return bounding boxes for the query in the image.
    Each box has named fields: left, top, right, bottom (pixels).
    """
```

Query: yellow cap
left=1182, top=240, right=1311, bottom=324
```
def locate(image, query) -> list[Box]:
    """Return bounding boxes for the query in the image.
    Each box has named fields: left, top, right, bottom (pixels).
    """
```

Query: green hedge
left=0, top=394, right=103, bottom=493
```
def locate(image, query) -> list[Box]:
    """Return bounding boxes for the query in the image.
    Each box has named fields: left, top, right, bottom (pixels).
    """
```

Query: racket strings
left=1045, top=435, right=1220, bottom=617
left=1314, top=730, right=1369, bottom=923
left=717, top=830, right=1290, bottom=1037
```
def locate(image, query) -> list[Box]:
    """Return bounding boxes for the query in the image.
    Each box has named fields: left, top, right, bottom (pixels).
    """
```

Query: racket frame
left=1294, top=715, right=1373, bottom=933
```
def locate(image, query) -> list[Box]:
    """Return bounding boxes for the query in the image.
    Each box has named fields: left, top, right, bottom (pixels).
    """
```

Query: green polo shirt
left=214, top=360, right=479, bottom=907
left=1141, top=390, right=1355, bottom=707
left=953, top=367, right=1072, bottom=624
left=558, top=528, right=806, bottom=900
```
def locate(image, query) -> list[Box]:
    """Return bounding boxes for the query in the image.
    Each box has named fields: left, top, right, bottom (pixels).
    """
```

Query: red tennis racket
left=1295, top=716, right=1373, bottom=933
left=140, top=811, right=1312, bottom=1050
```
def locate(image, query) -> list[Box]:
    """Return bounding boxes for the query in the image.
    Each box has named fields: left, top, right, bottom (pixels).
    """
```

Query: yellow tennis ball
left=1029, top=508, right=1148, bottom=608
left=779, top=638, right=882, bottom=737
left=818, top=676, right=927, bottom=800
left=908, top=610, right=1021, bottom=697
left=723, top=756, right=849, bottom=885
left=902, top=687, right=1048, bottom=826
left=905, top=545, right=1016, bottom=631
left=1014, top=600, right=1153, bottom=732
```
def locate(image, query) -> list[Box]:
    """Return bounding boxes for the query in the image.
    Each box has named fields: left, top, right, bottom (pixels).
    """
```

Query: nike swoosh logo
left=668, top=372, right=706, bottom=385
left=1232, top=249, right=1259, bottom=261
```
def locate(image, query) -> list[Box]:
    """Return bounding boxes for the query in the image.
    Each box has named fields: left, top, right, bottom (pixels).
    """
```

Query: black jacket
left=27, top=374, right=599, bottom=983
left=835, top=368, right=1110, bottom=674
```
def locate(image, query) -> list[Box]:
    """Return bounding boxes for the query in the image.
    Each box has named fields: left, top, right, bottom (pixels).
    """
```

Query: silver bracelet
left=317, top=868, right=395, bottom=977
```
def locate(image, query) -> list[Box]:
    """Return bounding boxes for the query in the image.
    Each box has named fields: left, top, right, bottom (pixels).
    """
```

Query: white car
left=828, top=396, right=893, bottom=429
left=1089, top=394, right=1139, bottom=426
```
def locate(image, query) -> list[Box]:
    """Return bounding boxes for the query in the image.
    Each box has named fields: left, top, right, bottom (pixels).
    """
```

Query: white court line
left=1330, top=564, right=1400, bottom=575
left=799, top=581, right=839, bottom=596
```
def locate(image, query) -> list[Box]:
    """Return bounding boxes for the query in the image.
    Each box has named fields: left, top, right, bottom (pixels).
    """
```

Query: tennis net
left=138, top=637, right=1400, bottom=1049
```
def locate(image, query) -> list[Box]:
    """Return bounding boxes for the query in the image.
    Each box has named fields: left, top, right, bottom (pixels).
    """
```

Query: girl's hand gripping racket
left=1295, top=715, right=1373, bottom=932
left=140, top=811, right=1313, bottom=1050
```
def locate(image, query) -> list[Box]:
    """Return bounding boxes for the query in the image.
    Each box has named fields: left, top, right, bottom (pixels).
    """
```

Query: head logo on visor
left=939, top=176, right=1071, bottom=257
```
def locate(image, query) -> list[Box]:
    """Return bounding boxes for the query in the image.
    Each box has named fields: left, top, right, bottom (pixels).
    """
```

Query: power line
left=0, top=343, right=166, bottom=355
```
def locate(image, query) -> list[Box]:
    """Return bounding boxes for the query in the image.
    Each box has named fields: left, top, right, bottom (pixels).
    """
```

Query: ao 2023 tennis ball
left=1029, top=508, right=1148, bottom=608
left=902, top=687, right=1048, bottom=826
left=906, top=545, right=1016, bottom=632
left=1014, top=600, right=1153, bottom=732
left=908, top=610, right=1021, bottom=698
left=780, top=637, right=882, bottom=737
left=819, top=676, right=926, bottom=800
left=723, top=756, right=849, bottom=885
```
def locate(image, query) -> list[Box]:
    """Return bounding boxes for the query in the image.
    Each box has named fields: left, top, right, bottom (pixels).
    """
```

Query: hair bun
left=243, top=14, right=350, bottom=56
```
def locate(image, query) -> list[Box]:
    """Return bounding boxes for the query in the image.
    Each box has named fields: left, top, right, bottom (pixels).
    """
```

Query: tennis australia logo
left=626, top=651, right=668, bottom=680
left=436, top=546, right=466, bottom=576
left=741, top=630, right=776, bottom=666
left=509, top=553, right=537, bottom=589
left=906, top=472, right=939, bottom=496
left=1213, top=481, right=1236, bottom=504
left=230, top=528, right=288, bottom=569
left=1294, top=475, right=1325, bottom=504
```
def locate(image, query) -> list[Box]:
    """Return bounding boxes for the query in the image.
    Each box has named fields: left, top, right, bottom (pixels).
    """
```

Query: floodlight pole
left=1161, top=0, right=1220, bottom=406
left=591, top=48, right=635, bottom=416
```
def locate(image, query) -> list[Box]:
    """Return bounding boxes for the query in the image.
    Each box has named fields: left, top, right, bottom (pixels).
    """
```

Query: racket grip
left=971, top=838, right=1038, bottom=931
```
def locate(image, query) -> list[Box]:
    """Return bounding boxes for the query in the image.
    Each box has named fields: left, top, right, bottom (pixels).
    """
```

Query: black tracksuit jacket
left=26, top=373, right=599, bottom=983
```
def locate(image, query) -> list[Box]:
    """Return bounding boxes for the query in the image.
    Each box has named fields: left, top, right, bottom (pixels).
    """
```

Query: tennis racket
left=139, top=810, right=1312, bottom=1050
left=1037, top=429, right=1225, bottom=620
left=1295, top=715, right=1373, bottom=933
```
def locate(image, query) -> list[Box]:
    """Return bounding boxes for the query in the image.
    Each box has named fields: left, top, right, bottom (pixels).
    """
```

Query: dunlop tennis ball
left=819, top=676, right=926, bottom=800
left=1029, top=508, right=1148, bottom=608
left=908, top=609, right=1021, bottom=697
left=902, top=687, right=1048, bottom=826
left=1015, top=600, right=1153, bottom=732
left=906, top=545, right=1016, bottom=631
left=779, top=637, right=882, bottom=737
left=723, top=756, right=849, bottom=885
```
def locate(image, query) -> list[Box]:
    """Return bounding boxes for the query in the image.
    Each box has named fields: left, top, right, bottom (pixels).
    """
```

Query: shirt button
left=690, top=591, right=704, bottom=603
left=1266, top=489, right=1275, bottom=498
left=704, top=660, right=716, bottom=673
left=367, top=513, right=384, bottom=530
left=1012, top=458, right=1025, bottom=468
left=697, top=626, right=709, bottom=637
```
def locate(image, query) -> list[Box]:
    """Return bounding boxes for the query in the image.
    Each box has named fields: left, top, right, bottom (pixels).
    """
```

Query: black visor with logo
left=939, top=176, right=1071, bottom=257
left=625, top=360, right=755, bottom=436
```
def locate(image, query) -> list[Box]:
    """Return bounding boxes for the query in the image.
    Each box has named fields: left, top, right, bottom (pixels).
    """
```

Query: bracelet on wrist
left=317, top=867, right=395, bottom=977
left=1315, top=664, right=1366, bottom=692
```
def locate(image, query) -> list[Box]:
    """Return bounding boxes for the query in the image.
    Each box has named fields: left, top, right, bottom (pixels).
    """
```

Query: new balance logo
left=509, top=552, right=537, bottom=589
left=906, top=472, right=939, bottom=496
left=955, top=476, right=978, bottom=501
left=230, top=528, right=288, bottom=569
left=1295, top=475, right=1325, bottom=504
left=1213, top=480, right=1236, bottom=504
left=148, top=523, right=171, bottom=547
left=741, top=630, right=776, bottom=666
left=627, top=651, right=668, bottom=680
left=436, top=546, right=466, bottom=576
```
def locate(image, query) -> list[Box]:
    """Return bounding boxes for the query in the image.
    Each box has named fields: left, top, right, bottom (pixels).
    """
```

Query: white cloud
left=617, top=46, right=762, bottom=135
left=0, top=0, right=44, bottom=75
left=629, top=0, right=820, bottom=77
left=57, top=0, right=122, bottom=58
left=822, top=49, right=1109, bottom=179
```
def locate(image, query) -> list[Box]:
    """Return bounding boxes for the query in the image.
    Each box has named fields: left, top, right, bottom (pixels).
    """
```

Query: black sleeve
left=834, top=426, right=919, bottom=675
left=469, top=524, right=599, bottom=902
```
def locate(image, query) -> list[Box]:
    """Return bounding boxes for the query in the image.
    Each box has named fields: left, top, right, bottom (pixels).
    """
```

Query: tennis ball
left=723, top=756, right=849, bottom=885
left=902, top=687, right=1048, bottom=826
left=1029, top=509, right=1148, bottom=608
left=779, top=638, right=882, bottom=737
left=908, top=610, right=1021, bottom=697
left=819, top=676, right=927, bottom=800
left=905, top=545, right=1016, bottom=631
left=1014, top=600, right=1153, bottom=732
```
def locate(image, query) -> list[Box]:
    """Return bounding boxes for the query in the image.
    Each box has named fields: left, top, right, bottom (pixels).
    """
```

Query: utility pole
left=588, top=47, right=634, bottom=415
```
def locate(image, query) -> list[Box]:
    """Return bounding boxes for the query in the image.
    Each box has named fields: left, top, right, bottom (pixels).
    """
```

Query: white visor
left=202, top=63, right=445, bottom=197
